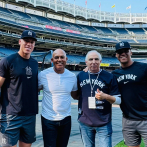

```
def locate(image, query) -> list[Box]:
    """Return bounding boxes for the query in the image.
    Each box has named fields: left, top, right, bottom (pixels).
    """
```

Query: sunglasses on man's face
left=116, top=49, right=130, bottom=54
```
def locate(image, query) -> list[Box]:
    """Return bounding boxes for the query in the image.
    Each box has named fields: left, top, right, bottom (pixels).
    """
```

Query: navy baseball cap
left=20, top=30, right=37, bottom=41
left=115, top=41, right=131, bottom=52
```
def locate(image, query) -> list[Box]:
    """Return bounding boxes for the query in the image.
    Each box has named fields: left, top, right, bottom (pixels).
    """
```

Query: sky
left=62, top=0, right=147, bottom=13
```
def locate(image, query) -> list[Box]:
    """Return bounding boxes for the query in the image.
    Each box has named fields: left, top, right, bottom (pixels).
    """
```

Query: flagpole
left=55, top=0, right=57, bottom=12
left=86, top=0, right=87, bottom=19
left=74, top=0, right=75, bottom=17
left=100, top=3, right=101, bottom=22
left=130, top=5, right=131, bottom=24
left=114, top=4, right=116, bottom=23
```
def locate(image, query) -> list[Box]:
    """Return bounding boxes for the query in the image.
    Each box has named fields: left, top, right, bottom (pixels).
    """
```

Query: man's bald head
left=52, top=49, right=66, bottom=58
left=51, top=49, right=67, bottom=74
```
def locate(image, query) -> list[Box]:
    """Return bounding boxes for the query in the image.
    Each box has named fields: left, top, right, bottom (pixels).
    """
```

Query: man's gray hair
left=85, top=50, right=102, bottom=61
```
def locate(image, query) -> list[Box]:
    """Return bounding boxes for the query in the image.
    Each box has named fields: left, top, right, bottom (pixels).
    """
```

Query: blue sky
left=62, top=0, right=147, bottom=13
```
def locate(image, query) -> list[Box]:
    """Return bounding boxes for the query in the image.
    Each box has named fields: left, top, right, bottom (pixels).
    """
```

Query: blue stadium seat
left=48, top=18, right=70, bottom=28
left=110, top=28, right=129, bottom=34
left=119, top=39, right=136, bottom=43
left=0, top=47, right=17, bottom=56
left=127, top=28, right=145, bottom=34
left=0, top=7, right=12, bottom=14
left=99, top=37, right=117, bottom=42
left=67, top=22, right=82, bottom=30
left=27, top=13, right=53, bottom=24
left=0, top=18, right=18, bottom=25
left=9, top=9, right=31, bottom=20
left=78, top=24, right=97, bottom=32
left=137, top=40, right=147, bottom=43
left=94, top=27, right=113, bottom=34
left=102, top=57, right=120, bottom=64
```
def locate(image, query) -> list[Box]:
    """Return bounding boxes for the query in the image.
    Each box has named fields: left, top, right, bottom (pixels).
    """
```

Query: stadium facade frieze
left=12, top=0, right=147, bottom=24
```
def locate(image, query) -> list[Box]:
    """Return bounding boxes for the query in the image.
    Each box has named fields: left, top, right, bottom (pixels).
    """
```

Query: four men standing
left=0, top=29, right=147, bottom=147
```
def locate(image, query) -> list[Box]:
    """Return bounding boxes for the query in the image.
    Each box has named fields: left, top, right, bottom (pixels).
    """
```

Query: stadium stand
left=0, top=46, right=120, bottom=65
left=119, top=39, right=136, bottom=43
left=9, top=9, right=31, bottom=20
left=137, top=40, right=147, bottom=43
left=0, top=6, right=147, bottom=45
left=0, top=0, right=147, bottom=71
left=99, top=37, right=117, bottom=42
left=0, top=17, right=18, bottom=25
left=68, top=22, right=83, bottom=30
left=49, top=18, right=71, bottom=28
left=0, top=47, right=16, bottom=56
left=110, top=28, right=129, bottom=35
left=94, top=27, right=113, bottom=34
left=28, top=13, right=53, bottom=24
left=0, top=7, right=12, bottom=14
left=127, top=28, right=145, bottom=34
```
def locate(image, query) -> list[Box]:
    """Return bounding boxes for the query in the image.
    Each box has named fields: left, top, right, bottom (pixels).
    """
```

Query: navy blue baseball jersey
left=77, top=70, right=120, bottom=127
left=112, top=62, right=147, bottom=120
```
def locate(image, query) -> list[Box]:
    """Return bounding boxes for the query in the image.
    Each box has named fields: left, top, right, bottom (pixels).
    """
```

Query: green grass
left=115, top=140, right=145, bottom=147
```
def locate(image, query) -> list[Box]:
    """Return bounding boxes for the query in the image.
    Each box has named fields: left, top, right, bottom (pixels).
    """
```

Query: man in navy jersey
left=112, top=42, right=147, bottom=147
left=77, top=50, right=121, bottom=147
left=0, top=30, right=38, bottom=147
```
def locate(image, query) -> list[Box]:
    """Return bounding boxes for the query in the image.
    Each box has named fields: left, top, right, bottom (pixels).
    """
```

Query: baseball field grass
left=115, top=140, right=145, bottom=147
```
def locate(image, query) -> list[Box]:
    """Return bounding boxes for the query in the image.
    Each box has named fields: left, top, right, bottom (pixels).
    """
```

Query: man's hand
left=0, top=77, right=5, bottom=88
left=83, top=67, right=88, bottom=72
left=95, top=89, right=116, bottom=104
left=38, top=85, right=43, bottom=91
left=71, top=91, right=79, bottom=100
left=95, top=89, right=107, bottom=101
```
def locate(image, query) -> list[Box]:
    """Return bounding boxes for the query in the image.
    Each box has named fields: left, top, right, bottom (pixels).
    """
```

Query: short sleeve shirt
left=77, top=70, right=120, bottom=127
left=112, top=62, right=147, bottom=120
left=0, top=53, right=38, bottom=116
left=38, top=67, right=78, bottom=120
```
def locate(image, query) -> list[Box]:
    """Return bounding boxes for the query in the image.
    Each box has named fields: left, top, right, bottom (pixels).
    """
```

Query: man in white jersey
left=38, top=49, right=78, bottom=147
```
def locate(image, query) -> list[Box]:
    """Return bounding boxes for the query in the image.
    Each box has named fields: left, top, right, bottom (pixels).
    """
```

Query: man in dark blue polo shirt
left=0, top=30, right=38, bottom=147
left=77, top=50, right=121, bottom=147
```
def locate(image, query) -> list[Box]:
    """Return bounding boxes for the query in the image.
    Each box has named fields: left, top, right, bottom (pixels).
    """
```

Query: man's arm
left=71, top=91, right=79, bottom=100
left=0, top=77, right=5, bottom=98
left=0, top=76, right=5, bottom=88
left=38, top=71, right=43, bottom=91
left=38, top=85, right=43, bottom=91
left=95, top=89, right=121, bottom=104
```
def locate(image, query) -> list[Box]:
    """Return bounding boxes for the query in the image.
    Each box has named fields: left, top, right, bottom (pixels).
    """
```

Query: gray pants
left=122, top=117, right=147, bottom=146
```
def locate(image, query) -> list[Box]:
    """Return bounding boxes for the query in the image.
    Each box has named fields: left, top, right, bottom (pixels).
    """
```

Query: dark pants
left=41, top=115, right=71, bottom=147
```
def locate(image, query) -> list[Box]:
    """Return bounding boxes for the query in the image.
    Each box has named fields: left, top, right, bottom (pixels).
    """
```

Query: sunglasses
left=116, top=49, right=130, bottom=54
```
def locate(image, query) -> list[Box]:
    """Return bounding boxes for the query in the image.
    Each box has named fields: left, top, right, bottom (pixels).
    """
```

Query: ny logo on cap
left=28, top=31, right=32, bottom=36
left=120, top=42, right=124, bottom=47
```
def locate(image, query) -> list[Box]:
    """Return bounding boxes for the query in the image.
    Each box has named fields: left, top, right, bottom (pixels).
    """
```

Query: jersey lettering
left=125, top=74, right=137, bottom=80
left=117, top=75, right=124, bottom=82
left=80, top=79, right=105, bottom=88
left=117, top=74, right=137, bottom=82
